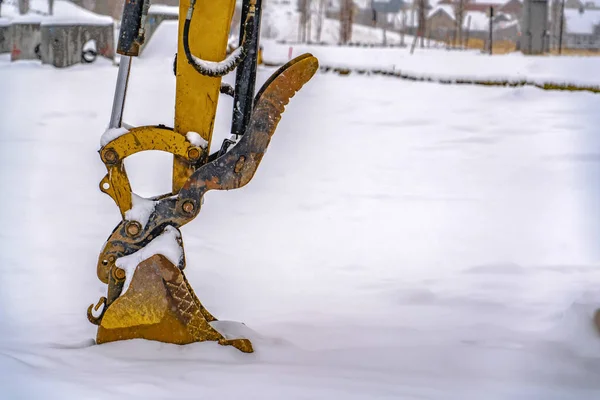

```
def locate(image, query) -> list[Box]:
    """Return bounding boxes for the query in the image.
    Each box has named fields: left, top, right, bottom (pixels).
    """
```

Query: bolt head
left=182, top=201, right=195, bottom=214
left=103, top=148, right=118, bottom=164
left=188, top=147, right=201, bottom=161
left=125, top=221, right=142, bottom=237
left=113, top=267, right=126, bottom=280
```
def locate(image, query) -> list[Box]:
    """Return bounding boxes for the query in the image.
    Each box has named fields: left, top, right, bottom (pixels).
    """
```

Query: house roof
left=464, top=10, right=494, bottom=30
left=425, top=5, right=513, bottom=31
left=2, top=0, right=113, bottom=26
left=564, top=8, right=600, bottom=34
left=428, top=4, right=455, bottom=19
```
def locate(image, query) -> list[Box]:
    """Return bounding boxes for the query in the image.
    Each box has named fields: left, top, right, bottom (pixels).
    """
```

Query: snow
left=2, top=23, right=600, bottom=399
left=40, top=16, right=113, bottom=27
left=263, top=40, right=600, bottom=86
left=464, top=10, right=494, bottom=31
left=141, top=20, right=179, bottom=59
left=186, top=131, right=208, bottom=148
left=125, top=193, right=158, bottom=229
left=262, top=2, right=417, bottom=45
left=564, top=8, right=600, bottom=35
left=192, top=46, right=243, bottom=75
left=10, top=14, right=43, bottom=24
left=1, top=0, right=113, bottom=26
left=148, top=4, right=180, bottom=16
left=115, top=226, right=183, bottom=295
left=100, top=127, right=129, bottom=148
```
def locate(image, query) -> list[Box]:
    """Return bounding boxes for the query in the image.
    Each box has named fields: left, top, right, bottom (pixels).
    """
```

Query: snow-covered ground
left=2, top=30, right=600, bottom=400
left=143, top=20, right=600, bottom=88
left=264, top=40, right=600, bottom=86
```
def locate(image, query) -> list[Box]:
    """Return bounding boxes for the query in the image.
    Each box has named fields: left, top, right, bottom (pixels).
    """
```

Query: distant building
left=415, top=3, right=519, bottom=42
left=563, top=8, right=600, bottom=48
left=437, top=0, right=522, bottom=16
left=69, top=0, right=179, bottom=20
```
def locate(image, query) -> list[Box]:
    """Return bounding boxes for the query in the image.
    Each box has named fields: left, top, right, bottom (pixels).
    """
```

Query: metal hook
left=87, top=297, right=107, bottom=326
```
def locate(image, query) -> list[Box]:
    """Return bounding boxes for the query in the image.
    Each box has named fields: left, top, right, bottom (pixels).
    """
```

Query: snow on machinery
left=87, top=0, right=318, bottom=352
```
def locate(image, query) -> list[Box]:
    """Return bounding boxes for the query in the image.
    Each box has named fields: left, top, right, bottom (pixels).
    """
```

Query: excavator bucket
left=88, top=0, right=318, bottom=352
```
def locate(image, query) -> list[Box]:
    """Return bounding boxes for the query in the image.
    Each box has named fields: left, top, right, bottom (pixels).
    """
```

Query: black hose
left=183, top=2, right=255, bottom=77
left=219, top=83, right=235, bottom=97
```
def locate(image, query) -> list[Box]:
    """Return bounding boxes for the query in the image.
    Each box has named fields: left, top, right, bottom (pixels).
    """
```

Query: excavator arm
left=87, top=0, right=318, bottom=352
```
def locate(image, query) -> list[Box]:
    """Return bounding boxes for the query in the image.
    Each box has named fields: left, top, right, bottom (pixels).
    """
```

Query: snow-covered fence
left=10, top=17, right=42, bottom=61
left=40, top=22, right=114, bottom=68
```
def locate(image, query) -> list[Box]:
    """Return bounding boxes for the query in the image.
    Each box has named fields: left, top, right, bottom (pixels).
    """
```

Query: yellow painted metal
left=101, top=126, right=194, bottom=161
left=92, top=1, right=318, bottom=353
left=100, top=166, right=133, bottom=218
left=99, top=126, right=203, bottom=216
left=173, top=0, right=237, bottom=193
left=96, top=254, right=253, bottom=353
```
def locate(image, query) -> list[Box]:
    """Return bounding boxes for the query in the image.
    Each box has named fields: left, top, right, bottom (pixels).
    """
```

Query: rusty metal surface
left=92, top=54, right=318, bottom=352
left=95, top=253, right=253, bottom=353
left=99, top=125, right=206, bottom=216
left=96, top=54, right=318, bottom=284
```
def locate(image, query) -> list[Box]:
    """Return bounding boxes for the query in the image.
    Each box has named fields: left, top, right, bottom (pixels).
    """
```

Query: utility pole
left=488, top=6, right=493, bottom=55
left=558, top=0, right=565, bottom=55
left=464, top=15, right=472, bottom=48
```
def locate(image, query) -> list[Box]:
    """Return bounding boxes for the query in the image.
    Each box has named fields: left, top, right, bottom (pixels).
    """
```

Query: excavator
left=86, top=0, right=318, bottom=353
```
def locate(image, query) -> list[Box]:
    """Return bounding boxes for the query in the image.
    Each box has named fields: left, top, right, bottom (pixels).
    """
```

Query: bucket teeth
left=92, top=55, right=318, bottom=354
left=96, top=251, right=252, bottom=353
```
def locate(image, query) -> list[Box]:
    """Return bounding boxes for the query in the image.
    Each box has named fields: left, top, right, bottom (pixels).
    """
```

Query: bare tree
left=339, top=0, right=354, bottom=44
left=550, top=0, right=562, bottom=50
left=452, top=0, right=472, bottom=47
left=417, top=0, right=426, bottom=48
left=307, top=0, right=313, bottom=42
left=315, top=0, right=327, bottom=42
left=402, top=9, right=408, bottom=46
left=297, top=0, right=312, bottom=43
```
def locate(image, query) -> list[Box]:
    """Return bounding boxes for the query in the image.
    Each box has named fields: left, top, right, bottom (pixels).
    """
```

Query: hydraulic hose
left=183, top=0, right=255, bottom=77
